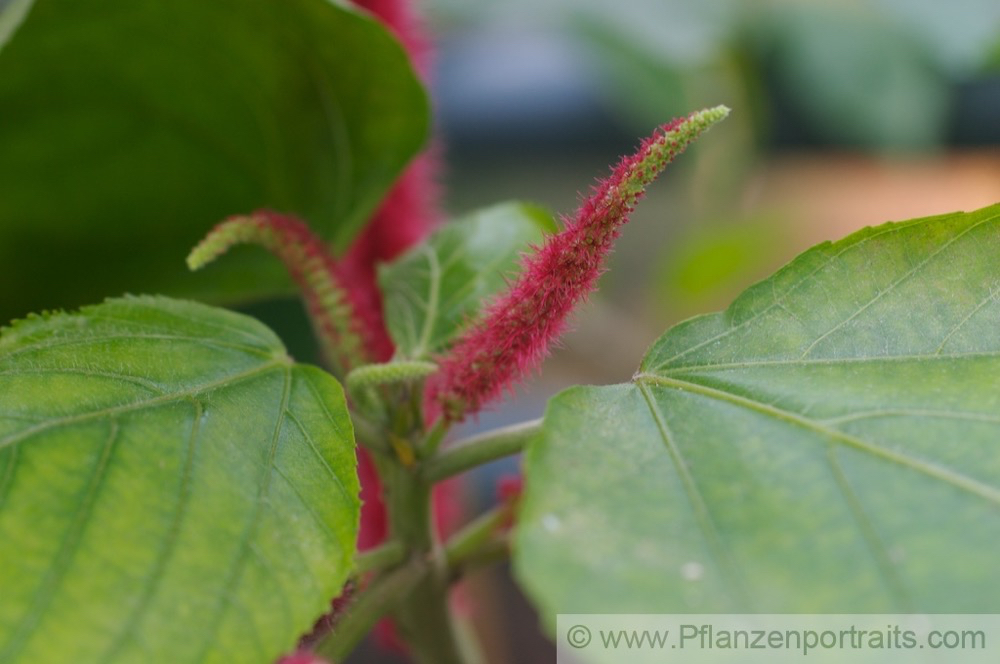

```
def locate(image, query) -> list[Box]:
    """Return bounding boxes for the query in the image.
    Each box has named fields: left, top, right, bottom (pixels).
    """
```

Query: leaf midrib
left=635, top=373, right=1000, bottom=505
left=650, top=208, right=1000, bottom=372
left=0, top=333, right=274, bottom=363
left=0, top=361, right=287, bottom=450
left=654, top=349, right=1000, bottom=375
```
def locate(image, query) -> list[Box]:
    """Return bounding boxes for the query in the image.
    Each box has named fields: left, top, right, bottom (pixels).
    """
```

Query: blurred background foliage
left=424, top=0, right=1000, bottom=366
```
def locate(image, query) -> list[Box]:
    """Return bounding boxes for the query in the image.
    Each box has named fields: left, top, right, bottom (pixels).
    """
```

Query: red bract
left=427, top=106, right=730, bottom=422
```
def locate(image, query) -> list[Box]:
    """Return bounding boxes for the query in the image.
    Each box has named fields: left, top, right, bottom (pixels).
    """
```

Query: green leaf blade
left=643, top=205, right=1000, bottom=372
left=515, top=203, right=1000, bottom=622
left=0, top=0, right=429, bottom=320
left=0, top=296, right=359, bottom=664
left=379, top=202, right=556, bottom=359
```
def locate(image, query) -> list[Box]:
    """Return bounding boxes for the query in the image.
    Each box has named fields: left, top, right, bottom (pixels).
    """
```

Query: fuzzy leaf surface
left=515, top=203, right=1000, bottom=624
left=0, top=296, right=359, bottom=664
left=0, top=0, right=428, bottom=321
left=379, top=202, right=556, bottom=359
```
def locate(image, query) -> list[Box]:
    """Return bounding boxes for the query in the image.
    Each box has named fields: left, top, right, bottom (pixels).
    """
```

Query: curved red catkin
left=187, top=210, right=368, bottom=374
left=427, top=106, right=730, bottom=423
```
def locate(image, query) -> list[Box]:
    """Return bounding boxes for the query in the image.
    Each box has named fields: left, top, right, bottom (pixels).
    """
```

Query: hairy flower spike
left=427, top=106, right=730, bottom=422
left=187, top=211, right=369, bottom=374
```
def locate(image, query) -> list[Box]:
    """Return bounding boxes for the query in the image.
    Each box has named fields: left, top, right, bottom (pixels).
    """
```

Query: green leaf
left=0, top=0, right=428, bottom=322
left=515, top=203, right=1000, bottom=622
left=378, top=202, right=556, bottom=360
left=0, top=296, right=359, bottom=664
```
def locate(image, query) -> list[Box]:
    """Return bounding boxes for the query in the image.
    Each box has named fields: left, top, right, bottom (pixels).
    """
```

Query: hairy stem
left=353, top=540, right=406, bottom=576
left=422, top=418, right=542, bottom=483
left=444, top=503, right=513, bottom=574
left=381, top=459, right=465, bottom=664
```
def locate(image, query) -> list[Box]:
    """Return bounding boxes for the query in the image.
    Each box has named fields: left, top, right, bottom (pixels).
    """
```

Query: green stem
left=453, top=611, right=489, bottom=664
left=422, top=418, right=542, bottom=483
left=420, top=417, right=450, bottom=459
left=312, top=560, right=427, bottom=662
left=353, top=540, right=406, bottom=577
left=451, top=536, right=510, bottom=577
left=443, top=503, right=511, bottom=571
left=381, top=461, right=465, bottom=664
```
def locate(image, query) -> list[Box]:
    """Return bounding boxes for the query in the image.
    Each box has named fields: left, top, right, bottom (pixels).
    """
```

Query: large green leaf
left=0, top=0, right=428, bottom=321
left=378, top=202, right=556, bottom=359
left=0, top=296, right=359, bottom=664
left=515, top=203, right=1000, bottom=623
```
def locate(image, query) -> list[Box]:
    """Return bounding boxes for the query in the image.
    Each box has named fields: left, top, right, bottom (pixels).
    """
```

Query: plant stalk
left=312, top=559, right=427, bottom=662
left=353, top=540, right=406, bottom=577
left=381, top=458, right=466, bottom=664
left=422, top=418, right=542, bottom=483
left=444, top=502, right=512, bottom=571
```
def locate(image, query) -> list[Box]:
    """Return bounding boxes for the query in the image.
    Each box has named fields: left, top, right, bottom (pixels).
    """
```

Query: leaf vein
left=0, top=333, right=273, bottom=363
left=799, top=213, right=995, bottom=359
left=636, top=382, right=752, bottom=607
left=193, top=368, right=291, bottom=664
left=100, top=400, right=204, bottom=662
left=933, top=286, right=1000, bottom=356
left=284, top=410, right=352, bottom=506
left=0, top=363, right=283, bottom=450
left=0, top=367, right=167, bottom=395
left=660, top=350, right=1000, bottom=374
left=824, top=446, right=912, bottom=609
left=637, top=374, right=1000, bottom=505
left=652, top=221, right=916, bottom=371
left=0, top=419, right=121, bottom=661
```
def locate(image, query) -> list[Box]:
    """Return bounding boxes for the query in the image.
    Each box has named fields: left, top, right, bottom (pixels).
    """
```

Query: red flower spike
left=187, top=210, right=369, bottom=374
left=427, top=106, right=730, bottom=422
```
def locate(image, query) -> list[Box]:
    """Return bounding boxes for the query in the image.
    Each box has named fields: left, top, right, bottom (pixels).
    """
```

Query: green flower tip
left=347, top=360, right=438, bottom=392
left=186, top=216, right=268, bottom=271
